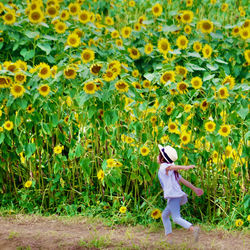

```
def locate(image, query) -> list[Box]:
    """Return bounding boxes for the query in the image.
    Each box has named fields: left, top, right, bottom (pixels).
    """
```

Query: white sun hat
left=158, top=144, right=178, bottom=163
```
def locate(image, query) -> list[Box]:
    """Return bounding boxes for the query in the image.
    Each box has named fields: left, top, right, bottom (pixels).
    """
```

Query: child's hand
left=194, top=188, right=204, bottom=196
left=186, top=165, right=195, bottom=170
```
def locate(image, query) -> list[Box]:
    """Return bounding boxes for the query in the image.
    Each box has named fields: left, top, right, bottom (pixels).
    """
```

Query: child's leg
left=161, top=203, right=172, bottom=235
left=169, top=198, right=192, bottom=230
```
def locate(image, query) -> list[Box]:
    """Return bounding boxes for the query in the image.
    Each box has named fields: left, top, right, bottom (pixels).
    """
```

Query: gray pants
left=162, top=197, right=192, bottom=235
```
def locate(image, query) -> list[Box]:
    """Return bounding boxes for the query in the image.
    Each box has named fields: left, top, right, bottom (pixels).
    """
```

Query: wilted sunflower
left=232, top=26, right=240, bottom=37
left=181, top=10, right=193, bottom=24
left=218, top=124, right=231, bottom=137
left=46, top=5, right=58, bottom=18
left=55, top=21, right=67, bottom=34
left=202, top=44, right=213, bottom=58
left=81, top=49, right=95, bottom=64
left=157, top=38, right=171, bottom=54
left=67, top=33, right=80, bottom=47
left=205, top=121, right=216, bottom=132
left=218, top=86, right=229, bottom=99
left=176, top=35, right=188, bottom=49
left=191, top=76, right=202, bottom=89
left=68, top=3, right=80, bottom=16
left=3, top=11, right=16, bottom=25
left=177, top=81, right=188, bottom=94
left=115, top=80, right=129, bottom=93
left=38, top=84, right=50, bottom=97
left=78, top=10, right=90, bottom=24
left=244, top=49, right=250, bottom=63
left=60, top=10, right=70, bottom=21
left=144, top=43, right=153, bottom=55
left=193, top=41, right=202, bottom=52
left=239, top=27, right=250, bottom=40
left=128, top=47, right=140, bottom=60
left=200, top=100, right=209, bottom=111
left=97, top=170, right=104, bottom=181
left=180, top=131, right=191, bottom=145
left=11, top=84, right=25, bottom=98
left=121, top=26, right=132, bottom=38
left=28, top=9, right=44, bottom=24
left=14, top=72, right=26, bottom=84
left=151, top=209, right=162, bottom=219
left=38, top=63, right=51, bottom=79
left=222, top=75, right=235, bottom=90
left=175, top=66, right=188, bottom=78
left=168, top=121, right=179, bottom=134
left=64, top=67, right=77, bottom=79
left=83, top=82, right=96, bottom=94
left=140, top=146, right=150, bottom=156
left=160, top=71, right=175, bottom=84
left=152, top=3, right=163, bottom=17
left=199, top=20, right=214, bottom=34
left=4, top=120, right=14, bottom=131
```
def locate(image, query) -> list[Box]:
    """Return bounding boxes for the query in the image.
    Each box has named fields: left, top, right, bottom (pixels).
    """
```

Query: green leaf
left=51, top=115, right=58, bottom=127
left=206, top=63, right=219, bottom=71
left=88, top=105, right=96, bottom=119
left=203, top=74, right=215, bottom=82
left=25, top=31, right=40, bottom=39
left=25, top=143, right=36, bottom=159
left=214, top=58, right=228, bottom=64
left=20, top=48, right=35, bottom=61
left=0, top=133, right=5, bottom=145
left=162, top=25, right=179, bottom=32
left=237, top=107, right=248, bottom=120
left=75, top=144, right=83, bottom=158
left=80, top=158, right=91, bottom=176
left=144, top=73, right=154, bottom=81
left=37, top=43, right=52, bottom=55
left=186, top=63, right=205, bottom=71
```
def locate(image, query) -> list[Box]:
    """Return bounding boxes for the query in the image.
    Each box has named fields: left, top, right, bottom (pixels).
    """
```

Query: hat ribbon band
left=162, top=148, right=173, bottom=163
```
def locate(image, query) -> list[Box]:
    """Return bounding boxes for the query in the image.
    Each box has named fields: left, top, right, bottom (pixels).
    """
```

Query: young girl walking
left=157, top=144, right=204, bottom=243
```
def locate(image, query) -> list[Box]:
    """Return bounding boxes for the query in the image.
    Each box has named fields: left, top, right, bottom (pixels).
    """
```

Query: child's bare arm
left=168, top=165, right=195, bottom=171
left=179, top=177, right=204, bottom=196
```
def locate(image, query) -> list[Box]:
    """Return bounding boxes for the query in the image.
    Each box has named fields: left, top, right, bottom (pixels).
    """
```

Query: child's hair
left=159, top=151, right=179, bottom=182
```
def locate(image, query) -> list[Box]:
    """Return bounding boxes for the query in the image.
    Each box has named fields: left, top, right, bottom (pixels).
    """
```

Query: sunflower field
left=0, top=0, right=249, bottom=229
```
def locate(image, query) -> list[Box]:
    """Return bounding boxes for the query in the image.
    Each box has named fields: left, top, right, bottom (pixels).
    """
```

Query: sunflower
left=160, top=71, right=175, bottom=84
left=105, top=16, right=114, bottom=25
left=186, top=0, right=193, bottom=7
left=90, top=63, right=102, bottom=75
left=121, top=26, right=132, bottom=38
left=144, top=43, right=153, bottom=55
left=6, top=62, right=17, bottom=73
left=66, top=96, right=73, bottom=107
left=134, top=23, right=141, bottom=31
left=132, top=69, right=139, bottom=77
left=60, top=10, right=70, bottom=21
left=97, top=170, right=104, bottom=181
left=177, top=81, right=188, bottom=94
left=55, top=21, right=67, bottom=34
left=24, top=180, right=32, bottom=188
left=67, top=33, right=80, bottom=47
left=81, top=49, right=95, bottom=64
left=180, top=131, right=191, bottom=145
left=54, top=145, right=63, bottom=154
left=200, top=100, right=209, bottom=111
left=64, top=67, right=77, bottom=79
left=103, top=70, right=117, bottom=82
left=205, top=121, right=216, bottom=132
left=225, top=145, right=232, bottom=158
left=239, top=27, right=250, bottom=40
left=242, top=19, right=250, bottom=29
left=4, top=120, right=14, bottom=131
left=128, top=47, right=140, bottom=60
left=125, top=136, right=134, bottom=144
left=28, top=9, right=44, bottom=24
left=140, top=146, right=150, bottom=156
left=191, top=76, right=202, bottom=89
left=38, top=63, right=51, bottom=79
left=221, top=3, right=228, bottom=12
left=14, top=72, right=26, bottom=84
left=38, top=84, right=50, bottom=97
left=111, top=30, right=120, bottom=39
left=218, top=87, right=229, bottom=99
left=235, top=219, right=243, bottom=227
left=168, top=121, right=179, bottom=134
left=184, top=104, right=192, bottom=113
left=46, top=5, right=58, bottom=18
left=152, top=3, right=163, bottom=17
left=115, top=80, right=129, bottom=93
left=116, top=39, right=123, bottom=47
left=166, top=103, right=175, bottom=115
left=151, top=209, right=162, bottom=219
left=119, top=206, right=127, bottom=213
left=232, top=26, right=240, bottom=37
left=222, top=75, right=235, bottom=90
left=193, top=41, right=202, bottom=52
left=138, top=15, right=146, bottom=26
left=175, top=66, right=188, bottom=78
left=78, top=10, right=90, bottom=24
left=11, top=84, right=25, bottom=98
left=218, top=124, right=231, bottom=137
left=94, top=79, right=103, bottom=91
left=202, top=44, right=213, bottom=58
left=3, top=11, right=16, bottom=25
left=176, top=35, right=188, bottom=49
left=0, top=76, right=10, bottom=88
left=181, top=10, right=193, bottom=24
left=184, top=25, right=192, bottom=34
left=26, top=104, right=35, bottom=113
left=83, top=81, right=96, bottom=94
left=16, top=60, right=27, bottom=71
left=199, top=20, right=214, bottom=34
left=143, top=80, right=151, bottom=88
left=244, top=49, right=250, bottom=63
left=157, top=38, right=171, bottom=54
left=68, top=3, right=80, bottom=16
